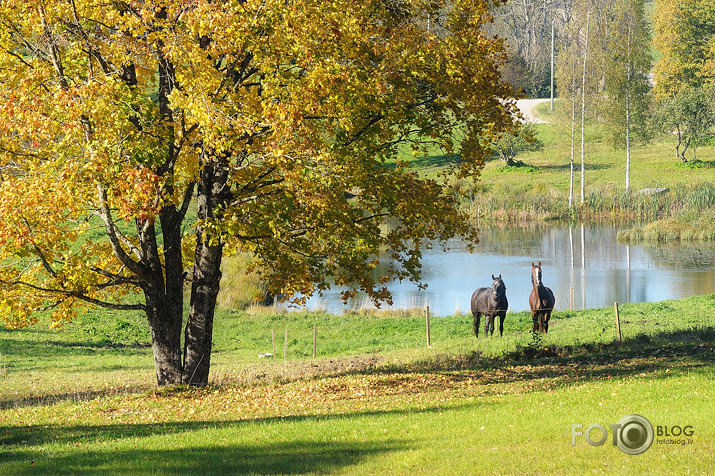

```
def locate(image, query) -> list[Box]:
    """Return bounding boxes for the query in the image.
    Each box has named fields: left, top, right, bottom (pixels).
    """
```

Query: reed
left=215, top=252, right=272, bottom=310
left=618, top=207, right=715, bottom=243
left=463, top=183, right=715, bottom=229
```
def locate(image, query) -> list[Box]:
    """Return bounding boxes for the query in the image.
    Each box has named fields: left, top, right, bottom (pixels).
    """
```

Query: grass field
left=439, top=100, right=715, bottom=240
left=387, top=98, right=715, bottom=239
left=1, top=100, right=713, bottom=474
left=1, top=295, right=713, bottom=474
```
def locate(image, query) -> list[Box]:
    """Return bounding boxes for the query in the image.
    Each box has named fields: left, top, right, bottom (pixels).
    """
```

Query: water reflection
left=304, top=224, right=715, bottom=316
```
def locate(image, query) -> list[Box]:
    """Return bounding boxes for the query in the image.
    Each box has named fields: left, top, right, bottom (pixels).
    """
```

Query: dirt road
left=515, top=98, right=551, bottom=123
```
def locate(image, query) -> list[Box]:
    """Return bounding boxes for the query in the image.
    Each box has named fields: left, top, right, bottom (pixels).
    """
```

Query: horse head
left=491, top=274, right=506, bottom=300
left=531, top=262, right=542, bottom=287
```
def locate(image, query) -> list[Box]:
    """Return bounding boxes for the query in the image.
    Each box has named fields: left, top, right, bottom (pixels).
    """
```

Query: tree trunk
left=569, top=57, right=576, bottom=209
left=144, top=205, right=187, bottom=386
left=675, top=129, right=689, bottom=163
left=182, top=157, right=231, bottom=386
left=580, top=12, right=590, bottom=205
left=625, top=23, right=632, bottom=193
left=182, top=237, right=223, bottom=386
left=145, top=290, right=184, bottom=386
left=143, top=6, right=186, bottom=387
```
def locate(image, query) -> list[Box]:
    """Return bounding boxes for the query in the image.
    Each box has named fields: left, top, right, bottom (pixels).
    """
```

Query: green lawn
left=1, top=295, right=713, bottom=474
left=1, top=98, right=713, bottom=475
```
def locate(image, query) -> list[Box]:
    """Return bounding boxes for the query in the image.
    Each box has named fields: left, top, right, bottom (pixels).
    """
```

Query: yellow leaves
left=81, top=368, right=507, bottom=423
left=0, top=298, right=37, bottom=329
left=110, top=167, right=162, bottom=223
left=653, top=0, right=715, bottom=97
left=0, top=0, right=515, bottom=331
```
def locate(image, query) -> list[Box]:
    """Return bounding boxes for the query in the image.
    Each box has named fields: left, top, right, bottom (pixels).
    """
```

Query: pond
left=304, top=224, right=715, bottom=316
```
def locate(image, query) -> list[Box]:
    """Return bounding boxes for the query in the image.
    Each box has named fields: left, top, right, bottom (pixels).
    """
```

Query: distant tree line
left=487, top=0, right=573, bottom=98
left=490, top=0, right=714, bottom=197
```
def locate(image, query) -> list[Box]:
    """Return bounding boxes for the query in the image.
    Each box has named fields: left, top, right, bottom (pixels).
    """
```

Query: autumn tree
left=653, top=0, right=715, bottom=97
left=0, top=1, right=516, bottom=386
left=652, top=0, right=715, bottom=163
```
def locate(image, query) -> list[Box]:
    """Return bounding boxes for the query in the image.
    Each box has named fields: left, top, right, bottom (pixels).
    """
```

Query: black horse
left=470, top=275, right=508, bottom=338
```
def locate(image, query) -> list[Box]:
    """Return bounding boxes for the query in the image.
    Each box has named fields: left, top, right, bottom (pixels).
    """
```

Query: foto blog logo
left=572, top=414, right=655, bottom=455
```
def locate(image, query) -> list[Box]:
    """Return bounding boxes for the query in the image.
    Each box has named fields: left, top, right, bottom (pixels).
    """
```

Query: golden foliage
left=0, top=0, right=515, bottom=330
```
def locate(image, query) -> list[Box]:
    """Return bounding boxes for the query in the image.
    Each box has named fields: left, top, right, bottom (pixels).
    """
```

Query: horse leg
left=531, top=311, right=539, bottom=333
left=484, top=314, right=493, bottom=338
left=472, top=312, right=481, bottom=338
left=544, top=311, right=550, bottom=333
left=498, top=313, right=505, bottom=337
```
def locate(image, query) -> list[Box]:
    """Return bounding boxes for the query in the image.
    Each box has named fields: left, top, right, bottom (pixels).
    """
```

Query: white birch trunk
left=580, top=13, right=590, bottom=205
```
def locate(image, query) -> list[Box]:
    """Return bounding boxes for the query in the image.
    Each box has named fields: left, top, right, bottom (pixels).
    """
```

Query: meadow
left=426, top=102, right=715, bottom=234
left=1, top=101, right=714, bottom=474
left=1, top=295, right=713, bottom=474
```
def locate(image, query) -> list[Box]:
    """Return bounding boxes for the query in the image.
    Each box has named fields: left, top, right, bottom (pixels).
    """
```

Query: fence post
left=284, top=327, right=288, bottom=362
left=614, top=302, right=622, bottom=343
left=426, top=305, right=432, bottom=348
left=313, top=324, right=317, bottom=359
left=570, top=287, right=574, bottom=311
left=271, top=329, right=276, bottom=358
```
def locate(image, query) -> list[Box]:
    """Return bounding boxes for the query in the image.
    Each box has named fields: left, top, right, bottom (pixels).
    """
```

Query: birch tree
left=600, top=0, right=652, bottom=192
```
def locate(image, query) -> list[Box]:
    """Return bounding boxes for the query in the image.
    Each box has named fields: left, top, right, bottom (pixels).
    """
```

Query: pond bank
left=303, top=224, right=715, bottom=316
left=457, top=182, right=715, bottom=243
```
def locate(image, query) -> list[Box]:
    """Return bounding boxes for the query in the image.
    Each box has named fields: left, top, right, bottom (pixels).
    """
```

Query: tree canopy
left=653, top=0, right=715, bottom=97
left=0, top=0, right=516, bottom=385
left=651, top=85, right=715, bottom=162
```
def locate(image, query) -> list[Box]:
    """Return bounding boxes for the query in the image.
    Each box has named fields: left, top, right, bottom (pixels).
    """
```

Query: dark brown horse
left=471, top=275, right=508, bottom=338
left=529, top=262, right=555, bottom=333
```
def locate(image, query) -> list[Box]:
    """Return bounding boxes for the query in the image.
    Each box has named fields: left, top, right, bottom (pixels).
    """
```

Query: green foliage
left=495, top=160, right=540, bottom=174
left=489, top=122, right=544, bottom=166
left=651, top=86, right=715, bottom=162
left=598, top=0, right=653, bottom=149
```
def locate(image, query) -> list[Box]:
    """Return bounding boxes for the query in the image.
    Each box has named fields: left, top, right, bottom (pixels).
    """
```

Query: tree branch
left=38, top=7, right=70, bottom=89
left=0, top=278, right=145, bottom=312
left=96, top=184, right=148, bottom=279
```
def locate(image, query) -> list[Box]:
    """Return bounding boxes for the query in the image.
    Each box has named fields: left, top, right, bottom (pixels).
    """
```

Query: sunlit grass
left=389, top=99, right=715, bottom=229
left=1, top=294, right=713, bottom=474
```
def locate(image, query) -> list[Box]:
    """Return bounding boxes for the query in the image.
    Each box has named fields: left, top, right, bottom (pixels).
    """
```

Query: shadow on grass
left=409, top=154, right=461, bottom=169
left=2, top=435, right=411, bottom=475
left=339, top=326, right=715, bottom=389
left=0, top=337, right=154, bottom=410
left=0, top=383, right=155, bottom=411
left=1, top=402, right=464, bottom=474
left=537, top=161, right=614, bottom=172
left=0, top=335, right=151, bottom=357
